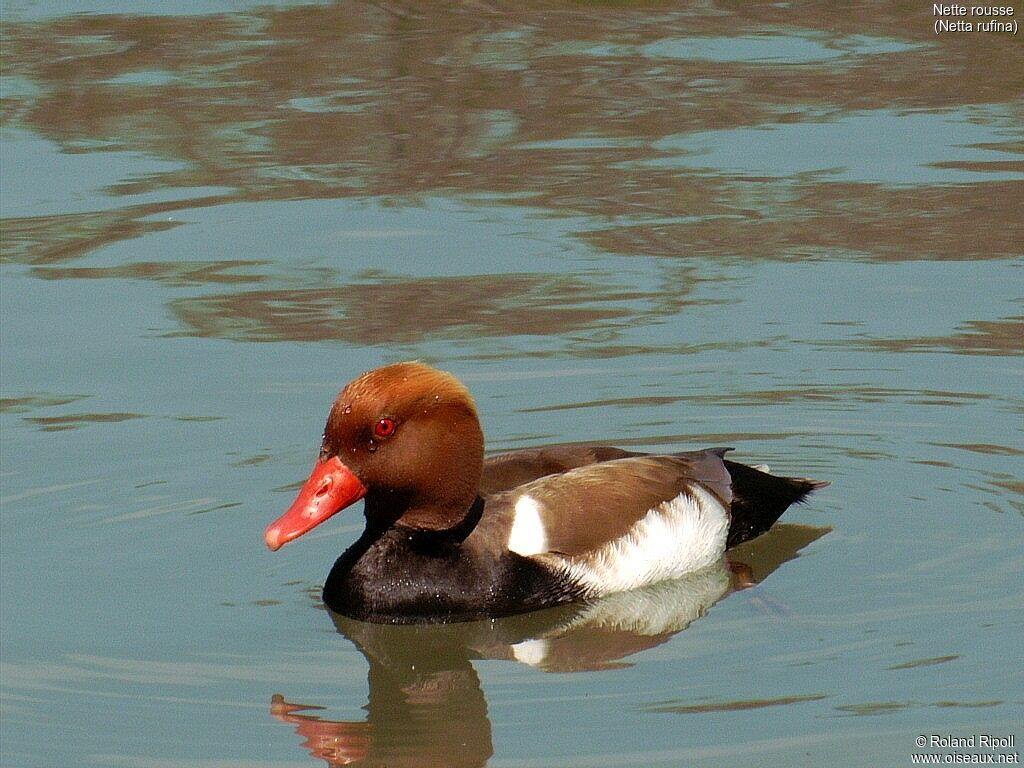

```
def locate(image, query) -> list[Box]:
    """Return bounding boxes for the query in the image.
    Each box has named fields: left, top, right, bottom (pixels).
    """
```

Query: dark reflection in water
left=269, top=523, right=828, bottom=767
left=521, top=385, right=1008, bottom=412
left=1, top=210, right=184, bottom=265
left=0, top=394, right=89, bottom=413
left=22, top=411, right=146, bottom=431
left=167, top=273, right=692, bottom=343
left=849, top=317, right=1024, bottom=357
left=4, top=3, right=1022, bottom=351
left=582, top=180, right=1024, bottom=263
left=30, top=259, right=268, bottom=286
left=641, top=692, right=828, bottom=714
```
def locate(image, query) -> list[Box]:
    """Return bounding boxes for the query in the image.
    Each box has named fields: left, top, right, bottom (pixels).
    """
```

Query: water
left=1, top=2, right=1021, bottom=766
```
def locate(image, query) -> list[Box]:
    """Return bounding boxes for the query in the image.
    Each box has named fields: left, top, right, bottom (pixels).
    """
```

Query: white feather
left=511, top=638, right=550, bottom=666
left=557, top=484, right=730, bottom=596
left=560, top=564, right=730, bottom=636
left=507, top=494, right=548, bottom=556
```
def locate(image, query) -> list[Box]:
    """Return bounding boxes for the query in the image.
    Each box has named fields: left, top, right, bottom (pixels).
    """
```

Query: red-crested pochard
left=265, top=362, right=827, bottom=623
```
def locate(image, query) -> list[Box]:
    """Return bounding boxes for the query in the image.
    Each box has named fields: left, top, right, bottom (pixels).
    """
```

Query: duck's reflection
left=269, top=523, right=828, bottom=767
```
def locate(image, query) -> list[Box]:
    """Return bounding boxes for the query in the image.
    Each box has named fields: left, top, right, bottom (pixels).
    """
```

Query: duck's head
left=265, top=362, right=485, bottom=550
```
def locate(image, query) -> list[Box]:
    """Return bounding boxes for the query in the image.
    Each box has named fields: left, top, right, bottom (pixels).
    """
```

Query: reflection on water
left=22, top=411, right=146, bottom=431
left=582, top=180, right=1024, bottom=263
left=167, top=273, right=679, bottom=343
left=641, top=692, right=828, bottom=714
left=648, top=109, right=1023, bottom=184
left=0, top=394, right=89, bottom=412
left=2, top=0, right=1020, bottom=360
left=4, top=2, right=1022, bottom=274
left=269, top=524, right=827, bottom=767
left=30, top=259, right=268, bottom=286
left=851, top=317, right=1024, bottom=357
left=1, top=209, right=183, bottom=264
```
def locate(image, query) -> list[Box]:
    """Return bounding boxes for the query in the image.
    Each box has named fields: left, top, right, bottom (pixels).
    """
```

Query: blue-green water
left=1, top=3, right=1021, bottom=766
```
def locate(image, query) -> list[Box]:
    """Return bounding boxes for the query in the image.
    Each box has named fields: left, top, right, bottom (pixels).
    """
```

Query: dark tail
left=723, top=460, right=829, bottom=549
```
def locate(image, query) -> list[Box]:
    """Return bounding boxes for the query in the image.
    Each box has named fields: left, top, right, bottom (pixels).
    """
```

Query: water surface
left=1, top=2, right=1021, bottom=767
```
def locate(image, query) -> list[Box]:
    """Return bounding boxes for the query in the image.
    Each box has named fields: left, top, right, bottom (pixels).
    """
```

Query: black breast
left=322, top=526, right=586, bottom=624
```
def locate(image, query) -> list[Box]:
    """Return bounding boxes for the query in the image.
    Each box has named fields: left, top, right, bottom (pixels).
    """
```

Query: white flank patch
left=507, top=494, right=548, bottom=556
left=560, top=484, right=730, bottom=597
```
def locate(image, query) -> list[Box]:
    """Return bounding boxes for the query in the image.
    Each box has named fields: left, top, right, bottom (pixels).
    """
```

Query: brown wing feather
left=480, top=444, right=637, bottom=495
left=495, top=451, right=733, bottom=557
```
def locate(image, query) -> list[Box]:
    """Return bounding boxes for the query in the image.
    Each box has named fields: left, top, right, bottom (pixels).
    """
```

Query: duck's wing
left=480, top=444, right=638, bottom=496
left=498, top=449, right=734, bottom=558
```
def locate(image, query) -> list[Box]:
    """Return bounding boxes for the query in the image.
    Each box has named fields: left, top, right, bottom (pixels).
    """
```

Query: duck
left=265, top=361, right=828, bottom=624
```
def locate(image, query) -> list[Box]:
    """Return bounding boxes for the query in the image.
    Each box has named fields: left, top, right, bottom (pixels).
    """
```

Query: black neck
left=364, top=492, right=485, bottom=544
left=407, top=495, right=485, bottom=546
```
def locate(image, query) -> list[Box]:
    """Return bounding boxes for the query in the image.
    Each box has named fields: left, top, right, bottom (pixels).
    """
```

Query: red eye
left=374, top=418, right=397, bottom=438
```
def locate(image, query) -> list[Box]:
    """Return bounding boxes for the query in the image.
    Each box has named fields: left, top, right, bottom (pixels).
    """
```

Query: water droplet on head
left=342, top=404, right=352, bottom=415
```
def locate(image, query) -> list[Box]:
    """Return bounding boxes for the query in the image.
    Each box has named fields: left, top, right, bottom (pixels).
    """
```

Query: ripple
left=641, top=693, right=828, bottom=714
left=23, top=412, right=146, bottom=432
